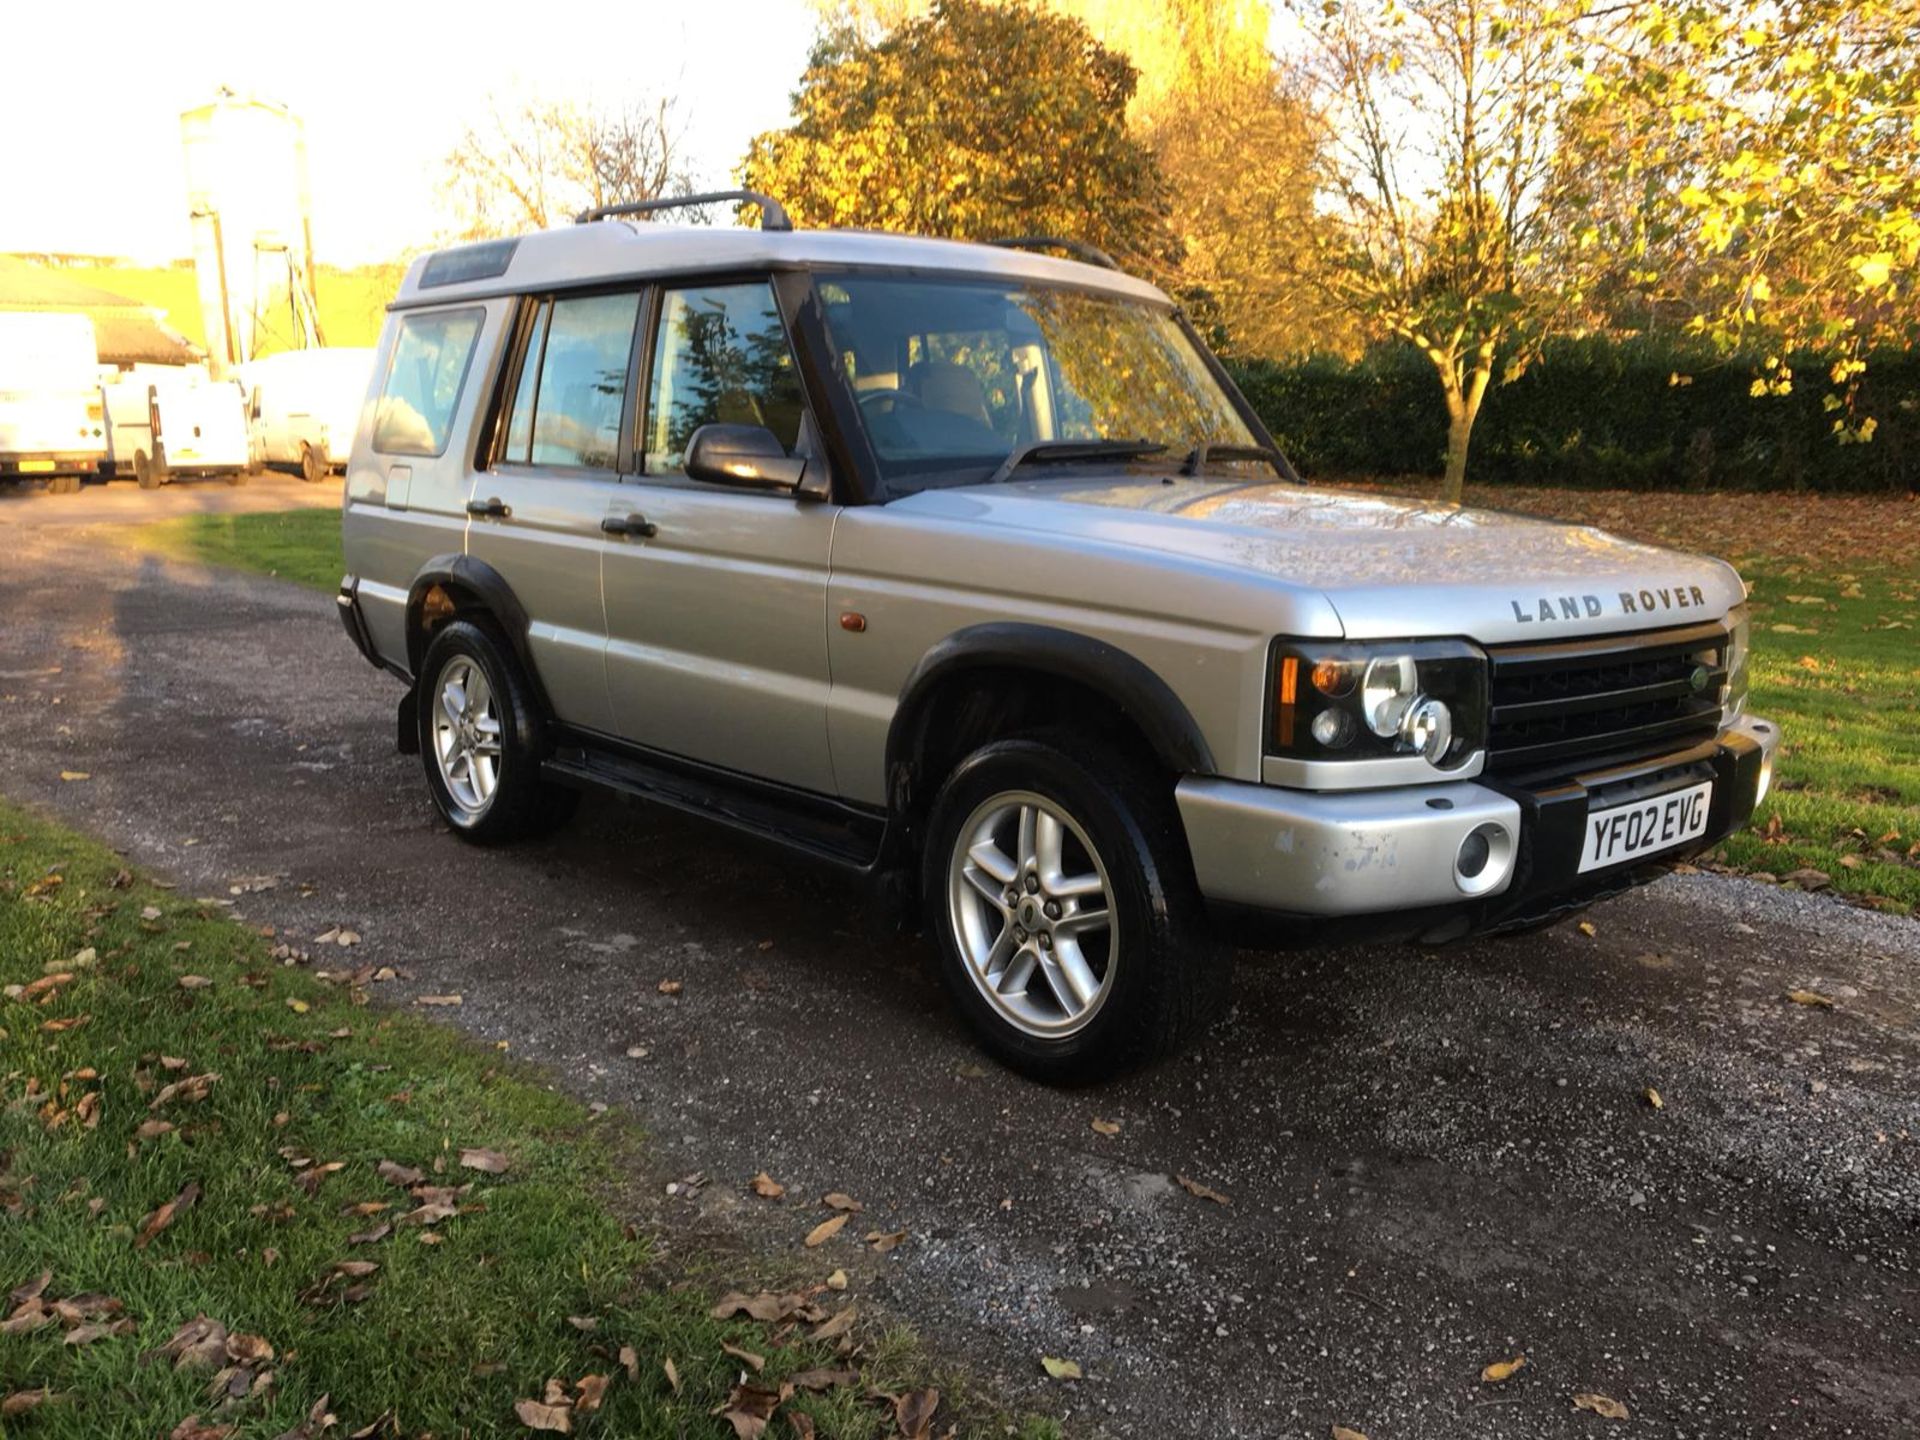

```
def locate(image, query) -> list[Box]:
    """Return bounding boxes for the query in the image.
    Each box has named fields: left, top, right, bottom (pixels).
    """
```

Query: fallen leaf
left=721, top=1340, right=766, bottom=1372
left=347, top=1223, right=392, bottom=1246
left=459, top=1147, right=510, bottom=1174
left=1577, top=920, right=1597, bottom=937
left=789, top=1414, right=816, bottom=1440
left=1176, top=1174, right=1231, bottom=1205
left=59, top=771, right=90, bottom=782
left=804, top=1212, right=850, bottom=1248
left=809, top=1305, right=857, bottom=1342
left=1644, top=1087, right=1664, bottom=1110
left=709, top=1291, right=818, bottom=1323
left=136, top=1181, right=203, bottom=1249
left=137, top=1120, right=174, bottom=1141
left=177, top=975, right=214, bottom=990
left=574, top=1374, right=609, bottom=1415
left=714, top=1382, right=783, bottom=1440
left=513, top=1397, right=572, bottom=1433
left=1573, top=1392, right=1630, bottom=1420
left=1786, top=988, right=1836, bottom=1009
left=894, top=1387, right=939, bottom=1440
left=750, top=1172, right=785, bottom=1199
left=866, top=1228, right=908, bottom=1252
left=822, top=1192, right=862, bottom=1213
left=1331, top=1429, right=1370, bottom=1440
left=167, top=1416, right=234, bottom=1440
left=826, top=1269, right=848, bottom=1291
left=142, top=905, right=164, bottom=921
left=1482, top=1355, right=1527, bottom=1384
left=286, top=999, right=310, bottom=1014
left=376, top=1159, right=425, bottom=1188
left=1, top=1389, right=61, bottom=1416
left=657, top=979, right=682, bottom=995
left=663, top=1356, right=681, bottom=1394
left=414, top=994, right=462, bottom=1007
left=1041, top=1356, right=1082, bottom=1380
left=1090, top=1118, right=1121, bottom=1136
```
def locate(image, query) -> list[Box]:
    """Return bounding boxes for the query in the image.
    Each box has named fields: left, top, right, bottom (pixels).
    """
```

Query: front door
left=464, top=289, right=645, bottom=736
left=600, top=279, right=839, bottom=796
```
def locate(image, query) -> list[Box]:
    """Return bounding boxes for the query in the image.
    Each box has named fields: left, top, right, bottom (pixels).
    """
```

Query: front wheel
left=922, top=733, right=1229, bottom=1083
left=300, top=443, right=327, bottom=484
left=415, top=619, right=579, bottom=844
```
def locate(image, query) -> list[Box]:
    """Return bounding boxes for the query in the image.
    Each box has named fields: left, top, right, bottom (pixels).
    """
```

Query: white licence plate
left=1578, top=779, right=1714, bottom=873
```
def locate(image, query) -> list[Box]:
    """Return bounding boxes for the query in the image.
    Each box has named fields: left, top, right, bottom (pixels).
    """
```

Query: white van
left=0, top=313, right=108, bottom=493
left=241, top=347, right=376, bottom=483
left=101, top=369, right=251, bottom=486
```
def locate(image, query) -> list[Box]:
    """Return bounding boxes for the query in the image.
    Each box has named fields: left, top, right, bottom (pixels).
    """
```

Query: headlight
left=1269, top=638, right=1487, bottom=768
left=1723, top=604, right=1750, bottom=718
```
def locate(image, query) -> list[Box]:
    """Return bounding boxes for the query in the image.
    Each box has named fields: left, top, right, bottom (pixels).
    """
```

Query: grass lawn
left=138, top=508, right=345, bottom=593
left=0, top=798, right=1037, bottom=1438
left=134, top=494, right=1920, bottom=916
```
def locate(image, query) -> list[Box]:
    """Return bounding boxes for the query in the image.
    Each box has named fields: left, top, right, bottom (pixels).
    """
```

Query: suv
left=338, top=192, right=1780, bottom=1081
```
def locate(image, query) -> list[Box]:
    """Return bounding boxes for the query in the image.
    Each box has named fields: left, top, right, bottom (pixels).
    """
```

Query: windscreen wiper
left=1182, top=442, right=1290, bottom=479
left=984, top=439, right=1168, bottom=487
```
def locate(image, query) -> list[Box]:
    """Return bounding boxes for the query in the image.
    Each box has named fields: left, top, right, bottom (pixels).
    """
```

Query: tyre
left=415, top=618, right=578, bottom=844
left=921, top=732, right=1229, bottom=1083
left=300, top=443, right=327, bottom=484
left=134, top=451, right=161, bottom=489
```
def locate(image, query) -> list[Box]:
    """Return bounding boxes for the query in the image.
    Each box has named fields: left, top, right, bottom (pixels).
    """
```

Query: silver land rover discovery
left=338, top=192, right=1780, bottom=1081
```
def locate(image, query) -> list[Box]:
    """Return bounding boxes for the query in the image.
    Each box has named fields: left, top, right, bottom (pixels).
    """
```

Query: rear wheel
left=134, top=451, right=162, bottom=489
left=416, top=619, right=578, bottom=844
left=300, top=443, right=327, bottom=484
left=922, top=732, right=1229, bottom=1082
left=48, top=474, right=82, bottom=495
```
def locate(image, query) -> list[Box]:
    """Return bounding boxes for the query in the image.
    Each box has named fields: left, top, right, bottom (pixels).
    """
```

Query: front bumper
left=1177, top=714, right=1780, bottom=943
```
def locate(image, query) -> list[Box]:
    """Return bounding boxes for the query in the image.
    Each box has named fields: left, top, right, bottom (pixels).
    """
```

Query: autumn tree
left=741, top=0, right=1179, bottom=274
left=1289, top=0, right=1578, bottom=501
left=440, top=93, right=695, bottom=241
left=1555, top=0, right=1920, bottom=440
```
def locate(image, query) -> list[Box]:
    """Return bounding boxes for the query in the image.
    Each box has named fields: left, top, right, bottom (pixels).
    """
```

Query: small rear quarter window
left=373, top=307, right=485, bottom=457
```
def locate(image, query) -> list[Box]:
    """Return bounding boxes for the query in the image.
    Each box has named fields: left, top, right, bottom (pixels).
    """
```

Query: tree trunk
left=1437, top=346, right=1495, bottom=506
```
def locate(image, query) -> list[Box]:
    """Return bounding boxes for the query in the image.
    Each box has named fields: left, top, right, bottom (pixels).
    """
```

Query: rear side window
left=373, top=307, right=484, bottom=456
left=496, top=291, right=641, bottom=472
left=644, top=282, right=804, bottom=474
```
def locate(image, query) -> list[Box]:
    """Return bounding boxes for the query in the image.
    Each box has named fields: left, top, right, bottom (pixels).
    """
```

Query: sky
left=0, top=0, right=824, bottom=265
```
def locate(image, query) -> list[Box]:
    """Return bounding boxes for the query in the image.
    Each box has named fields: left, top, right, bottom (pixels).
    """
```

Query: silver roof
left=392, top=223, right=1169, bottom=307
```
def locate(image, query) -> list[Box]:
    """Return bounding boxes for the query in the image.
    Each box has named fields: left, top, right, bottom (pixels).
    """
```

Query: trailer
left=0, top=313, right=107, bottom=493
left=101, top=369, right=251, bottom=487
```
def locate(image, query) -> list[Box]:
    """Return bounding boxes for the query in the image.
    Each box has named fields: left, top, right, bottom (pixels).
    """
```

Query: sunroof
left=420, top=239, right=519, bottom=289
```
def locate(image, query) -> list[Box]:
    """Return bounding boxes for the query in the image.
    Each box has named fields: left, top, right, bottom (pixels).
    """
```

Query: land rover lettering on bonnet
left=335, top=194, right=1781, bottom=1081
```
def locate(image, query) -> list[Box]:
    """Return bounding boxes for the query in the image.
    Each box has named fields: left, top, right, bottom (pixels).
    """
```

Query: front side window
left=644, top=282, right=804, bottom=474
left=372, top=307, right=484, bottom=456
left=497, top=291, right=640, bottom=471
left=816, top=276, right=1259, bottom=495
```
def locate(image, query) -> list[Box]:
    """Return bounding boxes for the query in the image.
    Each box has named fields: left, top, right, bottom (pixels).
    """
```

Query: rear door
left=600, top=278, right=839, bottom=794
left=461, top=289, right=646, bottom=737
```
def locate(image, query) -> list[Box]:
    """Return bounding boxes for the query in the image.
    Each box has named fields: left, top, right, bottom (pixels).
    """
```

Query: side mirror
left=683, top=423, right=805, bottom=492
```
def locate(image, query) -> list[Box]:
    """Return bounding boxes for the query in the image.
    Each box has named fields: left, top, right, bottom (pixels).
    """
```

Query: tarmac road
left=4, top=479, right=1918, bottom=1438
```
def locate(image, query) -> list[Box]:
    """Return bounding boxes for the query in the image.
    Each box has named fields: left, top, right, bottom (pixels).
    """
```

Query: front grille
left=1486, top=621, right=1727, bottom=777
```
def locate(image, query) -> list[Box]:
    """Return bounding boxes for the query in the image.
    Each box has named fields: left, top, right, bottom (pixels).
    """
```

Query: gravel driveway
left=4, top=480, right=1917, bottom=1438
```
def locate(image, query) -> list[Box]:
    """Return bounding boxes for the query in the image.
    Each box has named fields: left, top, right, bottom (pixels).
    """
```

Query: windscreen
left=815, top=274, right=1259, bottom=495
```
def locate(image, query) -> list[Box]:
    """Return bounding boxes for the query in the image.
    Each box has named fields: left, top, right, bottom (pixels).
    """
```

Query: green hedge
left=1226, top=339, right=1920, bottom=492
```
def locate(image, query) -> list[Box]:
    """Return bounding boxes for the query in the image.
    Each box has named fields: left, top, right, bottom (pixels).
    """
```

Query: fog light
left=1454, top=823, right=1514, bottom=896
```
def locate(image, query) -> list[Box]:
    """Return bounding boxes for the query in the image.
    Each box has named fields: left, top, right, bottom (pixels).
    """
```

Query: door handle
left=466, top=496, right=510, bottom=518
left=601, top=513, right=658, bottom=538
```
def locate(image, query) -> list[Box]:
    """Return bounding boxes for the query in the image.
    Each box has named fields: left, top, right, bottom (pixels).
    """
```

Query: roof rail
left=987, top=235, right=1118, bottom=270
left=574, top=190, right=793, bottom=232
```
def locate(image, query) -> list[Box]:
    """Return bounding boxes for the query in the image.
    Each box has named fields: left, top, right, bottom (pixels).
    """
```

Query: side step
left=542, top=743, right=886, bottom=872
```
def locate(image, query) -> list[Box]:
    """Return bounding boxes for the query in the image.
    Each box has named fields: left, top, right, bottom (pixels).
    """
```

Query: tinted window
left=500, top=302, right=550, bottom=464
left=527, top=292, right=640, bottom=470
left=644, top=283, right=803, bottom=474
left=372, top=307, right=484, bottom=456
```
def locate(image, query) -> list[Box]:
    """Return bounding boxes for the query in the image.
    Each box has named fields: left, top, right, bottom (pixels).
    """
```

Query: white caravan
left=0, top=313, right=107, bottom=493
left=241, top=347, right=376, bottom=482
left=101, top=369, right=252, bottom=486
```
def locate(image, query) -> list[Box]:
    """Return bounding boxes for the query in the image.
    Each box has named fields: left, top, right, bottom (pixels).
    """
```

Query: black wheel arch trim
left=404, top=554, right=551, bottom=711
left=887, top=623, right=1217, bottom=798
